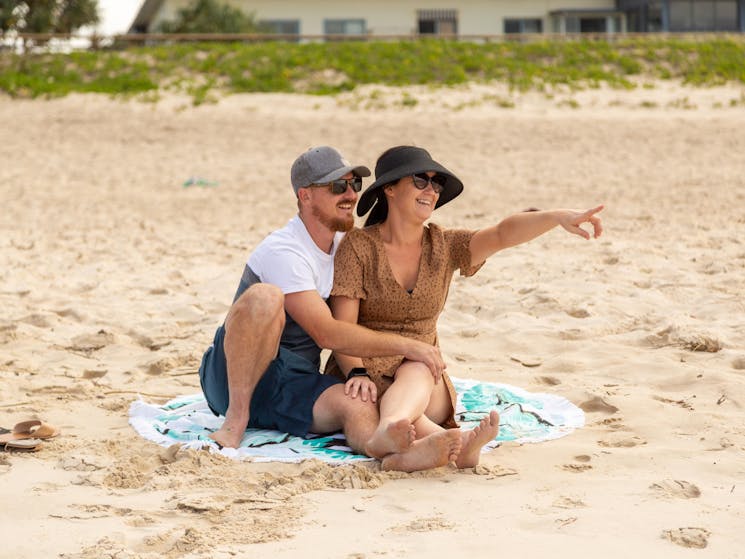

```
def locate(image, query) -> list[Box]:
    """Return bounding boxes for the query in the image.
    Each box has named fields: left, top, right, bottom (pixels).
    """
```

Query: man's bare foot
left=365, top=419, right=416, bottom=459
left=209, top=419, right=247, bottom=449
left=455, top=410, right=500, bottom=468
left=381, top=429, right=461, bottom=473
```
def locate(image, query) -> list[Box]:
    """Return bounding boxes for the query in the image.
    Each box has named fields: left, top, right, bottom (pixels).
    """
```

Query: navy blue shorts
left=198, top=325, right=342, bottom=437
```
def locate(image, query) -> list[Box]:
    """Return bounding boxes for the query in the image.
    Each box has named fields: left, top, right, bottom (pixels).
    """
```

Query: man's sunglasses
left=312, top=176, right=363, bottom=195
left=411, top=173, right=446, bottom=194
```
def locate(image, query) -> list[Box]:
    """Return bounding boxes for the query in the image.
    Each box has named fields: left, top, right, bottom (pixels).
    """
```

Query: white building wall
left=459, top=0, right=617, bottom=35
left=148, top=0, right=617, bottom=35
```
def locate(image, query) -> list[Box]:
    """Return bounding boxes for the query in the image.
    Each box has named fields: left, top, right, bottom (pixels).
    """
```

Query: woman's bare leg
left=405, top=374, right=500, bottom=468
left=372, top=361, right=461, bottom=471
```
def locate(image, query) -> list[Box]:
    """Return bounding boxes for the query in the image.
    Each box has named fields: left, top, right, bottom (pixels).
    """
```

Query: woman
left=327, top=146, right=603, bottom=471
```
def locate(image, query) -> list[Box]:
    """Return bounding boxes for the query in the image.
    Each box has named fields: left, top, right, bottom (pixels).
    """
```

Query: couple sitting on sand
left=199, top=145, right=603, bottom=472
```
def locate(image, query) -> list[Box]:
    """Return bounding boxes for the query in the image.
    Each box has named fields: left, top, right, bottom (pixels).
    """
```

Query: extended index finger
left=584, top=204, right=604, bottom=218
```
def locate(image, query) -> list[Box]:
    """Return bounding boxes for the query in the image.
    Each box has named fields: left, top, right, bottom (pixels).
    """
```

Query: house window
left=579, top=17, right=607, bottom=32
left=670, top=0, right=738, bottom=30
left=646, top=2, right=664, bottom=31
left=324, top=19, right=366, bottom=35
left=559, top=15, right=611, bottom=32
left=563, top=16, right=580, bottom=32
left=670, top=0, right=694, bottom=28
left=714, top=0, right=738, bottom=30
left=417, top=9, right=458, bottom=35
left=259, top=19, right=300, bottom=35
left=504, top=18, right=543, bottom=34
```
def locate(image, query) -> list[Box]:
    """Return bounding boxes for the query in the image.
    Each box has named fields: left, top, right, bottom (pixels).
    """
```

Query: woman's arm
left=328, top=295, right=365, bottom=373
left=469, top=205, right=604, bottom=266
left=328, top=295, right=378, bottom=403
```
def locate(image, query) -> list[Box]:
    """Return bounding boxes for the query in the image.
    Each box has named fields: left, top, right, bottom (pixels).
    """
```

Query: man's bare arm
left=284, top=290, right=445, bottom=379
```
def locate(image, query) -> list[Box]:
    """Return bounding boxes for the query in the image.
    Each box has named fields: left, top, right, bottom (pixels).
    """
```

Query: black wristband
left=347, top=367, right=371, bottom=380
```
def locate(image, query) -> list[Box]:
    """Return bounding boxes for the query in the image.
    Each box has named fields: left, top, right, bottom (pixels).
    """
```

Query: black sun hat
left=357, top=146, right=463, bottom=225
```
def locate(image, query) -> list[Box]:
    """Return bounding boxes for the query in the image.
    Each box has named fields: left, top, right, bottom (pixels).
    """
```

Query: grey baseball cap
left=290, top=146, right=371, bottom=195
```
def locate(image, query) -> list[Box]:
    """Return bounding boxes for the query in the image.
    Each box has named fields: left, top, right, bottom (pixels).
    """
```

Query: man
left=199, top=146, right=461, bottom=471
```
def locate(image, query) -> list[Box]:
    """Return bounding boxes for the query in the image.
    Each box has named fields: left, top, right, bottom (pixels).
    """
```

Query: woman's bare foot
left=455, top=410, right=500, bottom=468
left=365, top=419, right=416, bottom=459
left=381, top=429, right=461, bottom=472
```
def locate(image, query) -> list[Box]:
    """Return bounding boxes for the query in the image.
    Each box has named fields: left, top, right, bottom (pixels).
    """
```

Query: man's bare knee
left=227, top=284, right=285, bottom=330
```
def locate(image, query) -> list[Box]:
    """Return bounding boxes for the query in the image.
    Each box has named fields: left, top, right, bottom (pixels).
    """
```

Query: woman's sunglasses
left=411, top=173, right=446, bottom=194
left=312, top=176, right=363, bottom=195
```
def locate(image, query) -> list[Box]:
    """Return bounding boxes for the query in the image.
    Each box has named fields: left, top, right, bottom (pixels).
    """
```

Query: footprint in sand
left=53, top=308, right=85, bottom=321
left=67, top=330, right=115, bottom=355
left=597, top=434, right=647, bottom=448
left=566, top=308, right=590, bottom=318
left=0, top=323, right=17, bottom=344
left=592, top=417, right=626, bottom=430
left=662, top=527, right=710, bottom=549
left=603, top=255, right=620, bottom=265
left=468, top=464, right=518, bottom=478
left=579, top=396, right=619, bottom=414
left=82, top=369, right=108, bottom=379
left=129, top=330, right=172, bottom=351
left=536, top=376, right=561, bottom=386
left=510, top=355, right=542, bottom=368
left=19, top=313, right=54, bottom=328
left=561, top=463, right=593, bottom=473
left=553, top=496, right=587, bottom=509
left=681, top=335, right=722, bottom=353
left=561, top=455, right=593, bottom=473
left=650, top=480, right=701, bottom=499
left=653, top=395, right=694, bottom=410
left=731, top=356, right=745, bottom=370
left=145, top=354, right=199, bottom=375
left=644, top=326, right=722, bottom=353
left=559, top=329, right=585, bottom=340
left=457, top=329, right=480, bottom=339
left=390, top=516, right=455, bottom=533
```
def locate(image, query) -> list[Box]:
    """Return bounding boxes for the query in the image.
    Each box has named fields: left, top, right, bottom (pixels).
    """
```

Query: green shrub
left=1, top=37, right=743, bottom=101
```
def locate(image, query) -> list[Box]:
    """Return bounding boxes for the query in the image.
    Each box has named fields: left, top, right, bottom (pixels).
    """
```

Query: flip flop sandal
left=2, top=438, right=43, bottom=452
left=0, top=420, right=60, bottom=444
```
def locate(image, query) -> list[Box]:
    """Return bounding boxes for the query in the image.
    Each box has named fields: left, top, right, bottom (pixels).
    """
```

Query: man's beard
left=311, top=202, right=354, bottom=232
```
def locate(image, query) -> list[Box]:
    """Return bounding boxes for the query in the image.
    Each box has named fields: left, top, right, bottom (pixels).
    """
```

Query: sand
left=1, top=82, right=744, bottom=558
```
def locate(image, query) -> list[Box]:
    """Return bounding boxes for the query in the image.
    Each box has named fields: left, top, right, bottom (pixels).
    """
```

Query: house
left=128, top=0, right=745, bottom=36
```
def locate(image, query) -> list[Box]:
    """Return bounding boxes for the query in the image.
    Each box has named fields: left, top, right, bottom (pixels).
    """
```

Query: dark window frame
left=504, top=18, right=544, bottom=34
left=323, top=18, right=367, bottom=35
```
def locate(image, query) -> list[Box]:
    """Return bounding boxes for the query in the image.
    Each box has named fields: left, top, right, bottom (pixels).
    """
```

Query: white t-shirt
left=247, top=215, right=343, bottom=298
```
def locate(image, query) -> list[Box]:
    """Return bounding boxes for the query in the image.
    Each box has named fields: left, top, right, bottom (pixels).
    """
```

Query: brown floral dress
left=325, top=222, right=484, bottom=427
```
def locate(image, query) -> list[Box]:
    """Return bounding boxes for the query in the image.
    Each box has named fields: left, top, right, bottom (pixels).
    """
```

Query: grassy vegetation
left=1, top=37, right=744, bottom=102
